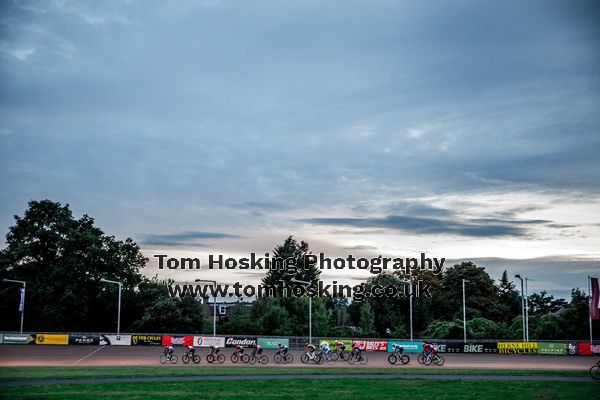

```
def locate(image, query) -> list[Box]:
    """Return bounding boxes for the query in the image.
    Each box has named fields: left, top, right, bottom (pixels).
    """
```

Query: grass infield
left=0, top=366, right=590, bottom=382
left=0, top=378, right=598, bottom=400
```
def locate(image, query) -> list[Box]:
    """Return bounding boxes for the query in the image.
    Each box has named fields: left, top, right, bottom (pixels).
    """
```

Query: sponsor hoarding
left=99, top=334, right=132, bottom=346
left=387, top=341, right=421, bottom=353
left=353, top=339, right=387, bottom=351
left=578, top=343, right=593, bottom=356
left=194, top=336, right=226, bottom=348
left=461, top=342, right=498, bottom=354
left=131, top=335, right=162, bottom=346
left=161, top=336, right=193, bottom=346
left=592, top=344, right=600, bottom=355
left=435, top=342, right=462, bottom=353
left=258, top=338, right=289, bottom=349
left=35, top=334, right=69, bottom=345
left=225, top=337, right=257, bottom=347
left=568, top=342, right=578, bottom=355
left=319, top=339, right=353, bottom=349
left=497, top=342, right=538, bottom=354
left=2, top=333, right=33, bottom=344
left=538, top=342, right=567, bottom=355
left=69, top=334, right=100, bottom=345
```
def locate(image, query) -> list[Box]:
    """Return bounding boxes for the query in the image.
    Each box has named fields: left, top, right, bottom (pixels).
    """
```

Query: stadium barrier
left=0, top=332, right=598, bottom=356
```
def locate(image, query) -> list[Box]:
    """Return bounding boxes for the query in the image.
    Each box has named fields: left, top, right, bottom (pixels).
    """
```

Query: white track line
left=72, top=346, right=106, bottom=365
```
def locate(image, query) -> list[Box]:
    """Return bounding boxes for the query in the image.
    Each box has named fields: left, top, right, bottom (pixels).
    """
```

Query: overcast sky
left=1, top=0, right=599, bottom=299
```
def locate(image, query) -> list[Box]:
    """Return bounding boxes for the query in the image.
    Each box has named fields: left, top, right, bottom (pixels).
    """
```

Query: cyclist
left=352, top=343, right=363, bottom=356
left=422, top=341, right=435, bottom=357
left=335, top=340, right=346, bottom=352
left=164, top=345, right=174, bottom=357
left=277, top=342, right=289, bottom=355
left=251, top=344, right=263, bottom=357
left=208, top=345, right=220, bottom=356
left=321, top=342, right=333, bottom=360
left=185, top=344, right=196, bottom=356
left=234, top=344, right=245, bottom=355
left=392, top=343, right=404, bottom=353
left=305, top=343, right=316, bottom=359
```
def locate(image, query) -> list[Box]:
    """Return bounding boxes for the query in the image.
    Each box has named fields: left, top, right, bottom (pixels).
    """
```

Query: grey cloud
left=141, top=231, right=240, bottom=246
left=299, top=215, right=552, bottom=237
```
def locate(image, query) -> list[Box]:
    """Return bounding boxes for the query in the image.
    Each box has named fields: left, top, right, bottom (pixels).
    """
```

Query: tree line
left=0, top=200, right=595, bottom=339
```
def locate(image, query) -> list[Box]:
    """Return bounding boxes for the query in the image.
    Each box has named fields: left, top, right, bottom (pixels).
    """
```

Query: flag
left=18, top=287, right=25, bottom=312
left=591, top=277, right=599, bottom=320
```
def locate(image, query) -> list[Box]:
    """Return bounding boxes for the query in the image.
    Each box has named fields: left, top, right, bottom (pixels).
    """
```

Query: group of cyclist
left=162, top=340, right=440, bottom=365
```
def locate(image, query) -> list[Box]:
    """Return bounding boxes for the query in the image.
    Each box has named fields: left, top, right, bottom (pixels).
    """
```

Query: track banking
left=167, top=280, right=432, bottom=302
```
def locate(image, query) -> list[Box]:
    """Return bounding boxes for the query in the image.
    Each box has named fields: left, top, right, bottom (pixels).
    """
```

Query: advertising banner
left=2, top=333, right=33, bottom=344
left=592, top=345, right=600, bottom=355
left=578, top=343, right=593, bottom=356
left=258, top=338, right=289, bottom=349
left=161, top=336, right=193, bottom=346
left=69, top=334, right=100, bottom=345
left=131, top=335, right=162, bottom=346
left=0, top=334, right=3, bottom=344
left=99, top=334, right=132, bottom=346
left=19, top=288, right=25, bottom=312
left=35, top=334, right=69, bottom=345
left=194, top=336, right=226, bottom=348
left=387, top=341, right=421, bottom=353
left=319, top=339, right=352, bottom=349
left=435, top=342, right=462, bottom=353
left=538, top=342, right=567, bottom=355
left=225, top=337, right=257, bottom=347
left=353, top=339, right=387, bottom=351
left=568, top=342, right=579, bottom=355
left=459, top=342, right=498, bottom=354
left=497, top=342, right=538, bottom=354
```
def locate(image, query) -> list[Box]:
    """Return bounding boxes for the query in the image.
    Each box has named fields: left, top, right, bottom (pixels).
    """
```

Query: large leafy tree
left=0, top=200, right=148, bottom=331
left=432, top=262, right=498, bottom=321
left=262, top=236, right=321, bottom=291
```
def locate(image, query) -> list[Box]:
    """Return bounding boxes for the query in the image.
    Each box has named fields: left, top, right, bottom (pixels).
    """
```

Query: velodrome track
left=0, top=345, right=594, bottom=370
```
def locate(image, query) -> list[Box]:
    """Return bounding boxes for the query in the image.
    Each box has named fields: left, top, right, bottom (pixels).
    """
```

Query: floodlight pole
left=2, top=279, right=26, bottom=333
left=393, top=276, right=413, bottom=341
left=195, top=279, right=217, bottom=336
left=462, top=279, right=469, bottom=342
left=525, top=277, right=533, bottom=342
left=100, top=278, right=122, bottom=335
left=515, top=274, right=525, bottom=342
left=291, top=278, right=312, bottom=343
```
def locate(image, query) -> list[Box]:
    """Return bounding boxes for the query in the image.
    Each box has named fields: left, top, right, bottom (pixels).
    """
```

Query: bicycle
left=316, top=349, right=335, bottom=365
left=424, top=352, right=445, bottom=366
left=160, top=349, right=178, bottom=364
left=248, top=347, right=268, bottom=365
left=230, top=347, right=250, bottom=364
left=347, top=349, right=368, bottom=365
left=181, top=349, right=201, bottom=364
left=330, top=348, right=350, bottom=361
left=273, top=349, right=294, bottom=364
left=206, top=346, right=225, bottom=364
left=590, top=360, right=600, bottom=380
left=300, top=346, right=321, bottom=364
left=388, top=345, right=410, bottom=365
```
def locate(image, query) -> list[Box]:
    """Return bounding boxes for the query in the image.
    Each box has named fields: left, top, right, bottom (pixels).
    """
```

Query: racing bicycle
left=181, top=349, right=200, bottom=364
left=388, top=344, right=410, bottom=365
left=590, top=360, right=600, bottom=380
left=273, top=349, right=294, bottom=364
left=160, top=350, right=178, bottom=364
left=206, top=346, right=226, bottom=364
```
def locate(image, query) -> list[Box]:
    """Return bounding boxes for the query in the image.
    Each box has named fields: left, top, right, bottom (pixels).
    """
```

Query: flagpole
left=589, top=276, right=593, bottom=345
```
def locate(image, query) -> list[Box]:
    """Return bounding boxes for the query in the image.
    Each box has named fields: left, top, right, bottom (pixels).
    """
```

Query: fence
left=1, top=332, right=599, bottom=356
